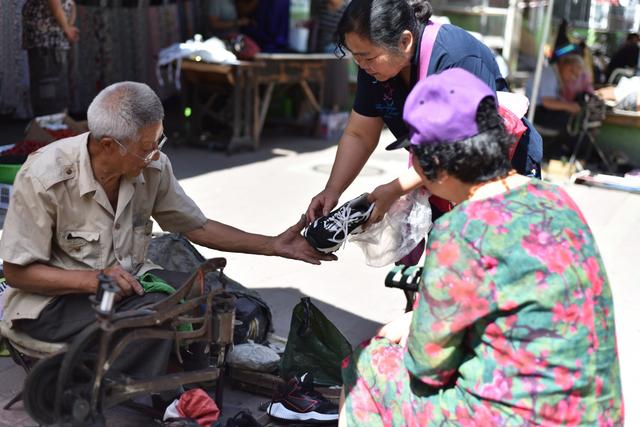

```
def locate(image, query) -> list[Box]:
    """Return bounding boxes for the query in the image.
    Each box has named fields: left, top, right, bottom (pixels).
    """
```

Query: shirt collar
left=78, top=133, right=99, bottom=197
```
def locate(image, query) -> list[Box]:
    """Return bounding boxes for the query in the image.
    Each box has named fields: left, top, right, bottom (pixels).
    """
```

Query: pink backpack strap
left=418, top=21, right=442, bottom=81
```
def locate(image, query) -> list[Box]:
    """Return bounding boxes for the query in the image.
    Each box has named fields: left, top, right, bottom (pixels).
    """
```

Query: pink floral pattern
left=342, top=180, right=623, bottom=426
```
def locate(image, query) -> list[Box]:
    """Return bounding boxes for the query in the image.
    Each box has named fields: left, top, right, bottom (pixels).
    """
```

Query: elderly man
left=0, top=81, right=334, bottom=380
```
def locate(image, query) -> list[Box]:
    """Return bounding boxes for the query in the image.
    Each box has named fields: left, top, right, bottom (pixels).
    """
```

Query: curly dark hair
left=411, top=98, right=513, bottom=184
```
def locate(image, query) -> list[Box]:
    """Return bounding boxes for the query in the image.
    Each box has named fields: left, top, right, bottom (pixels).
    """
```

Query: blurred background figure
left=606, top=33, right=639, bottom=82
left=597, top=75, right=640, bottom=112
left=22, top=0, right=79, bottom=117
left=315, top=0, right=350, bottom=111
left=550, top=19, right=594, bottom=102
left=317, top=0, right=348, bottom=53
left=525, top=54, right=585, bottom=148
left=208, top=0, right=254, bottom=38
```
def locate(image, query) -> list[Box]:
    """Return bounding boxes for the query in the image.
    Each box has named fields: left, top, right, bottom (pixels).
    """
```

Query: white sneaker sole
left=266, top=402, right=338, bottom=423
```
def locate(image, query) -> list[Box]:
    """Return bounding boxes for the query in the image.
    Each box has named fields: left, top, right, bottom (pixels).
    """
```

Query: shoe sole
left=304, top=232, right=342, bottom=254
left=266, top=402, right=338, bottom=424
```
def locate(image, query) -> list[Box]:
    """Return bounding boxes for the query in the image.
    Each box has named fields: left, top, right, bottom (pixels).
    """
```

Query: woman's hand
left=365, top=182, right=403, bottom=226
left=306, top=187, right=341, bottom=224
left=63, top=25, right=80, bottom=43
left=377, top=311, right=413, bottom=346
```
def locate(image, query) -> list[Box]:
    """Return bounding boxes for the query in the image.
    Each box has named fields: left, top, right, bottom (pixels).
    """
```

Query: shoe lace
left=324, top=205, right=368, bottom=245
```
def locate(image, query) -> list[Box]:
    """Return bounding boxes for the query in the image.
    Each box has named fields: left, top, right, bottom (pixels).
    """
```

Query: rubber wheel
left=23, top=352, right=64, bottom=425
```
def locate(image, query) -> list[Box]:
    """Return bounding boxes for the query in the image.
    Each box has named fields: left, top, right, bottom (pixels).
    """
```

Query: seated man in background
left=0, top=81, right=334, bottom=381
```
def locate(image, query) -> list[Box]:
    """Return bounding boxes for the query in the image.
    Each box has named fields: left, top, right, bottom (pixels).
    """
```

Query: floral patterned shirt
left=22, top=0, right=73, bottom=50
left=405, top=179, right=623, bottom=425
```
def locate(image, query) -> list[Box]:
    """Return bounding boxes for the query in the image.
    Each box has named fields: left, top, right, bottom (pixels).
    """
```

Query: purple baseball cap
left=386, top=68, right=497, bottom=150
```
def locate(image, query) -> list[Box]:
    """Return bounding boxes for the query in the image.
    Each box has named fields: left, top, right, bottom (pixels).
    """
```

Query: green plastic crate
left=0, top=164, right=22, bottom=184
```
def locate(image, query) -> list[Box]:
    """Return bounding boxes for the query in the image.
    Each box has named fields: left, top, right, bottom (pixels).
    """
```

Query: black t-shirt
left=353, top=24, right=506, bottom=140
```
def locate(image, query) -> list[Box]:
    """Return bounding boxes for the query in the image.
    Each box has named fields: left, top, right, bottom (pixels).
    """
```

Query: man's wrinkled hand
left=102, top=264, right=144, bottom=299
left=274, top=215, right=338, bottom=265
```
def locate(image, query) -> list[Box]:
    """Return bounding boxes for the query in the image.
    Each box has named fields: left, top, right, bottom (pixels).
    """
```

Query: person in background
left=526, top=54, right=585, bottom=135
left=208, top=0, right=252, bottom=39
left=22, top=0, right=79, bottom=116
left=339, top=67, right=624, bottom=427
left=606, top=32, right=639, bottom=82
left=317, top=0, right=349, bottom=53
left=596, top=75, right=640, bottom=111
left=315, top=0, right=350, bottom=111
left=550, top=19, right=594, bottom=102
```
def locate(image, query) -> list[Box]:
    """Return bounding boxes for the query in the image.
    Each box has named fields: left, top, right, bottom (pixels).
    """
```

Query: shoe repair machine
left=20, top=258, right=236, bottom=426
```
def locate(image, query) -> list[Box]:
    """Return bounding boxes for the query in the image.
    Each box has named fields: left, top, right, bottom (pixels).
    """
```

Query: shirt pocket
left=132, top=220, right=154, bottom=266
left=59, top=230, right=102, bottom=266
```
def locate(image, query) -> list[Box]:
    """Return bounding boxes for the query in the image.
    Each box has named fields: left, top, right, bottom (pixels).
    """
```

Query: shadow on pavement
left=250, top=287, right=382, bottom=348
left=164, top=135, right=338, bottom=181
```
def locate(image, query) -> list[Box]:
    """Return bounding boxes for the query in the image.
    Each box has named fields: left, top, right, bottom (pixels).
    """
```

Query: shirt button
left=65, top=168, right=72, bottom=175
left=115, top=223, right=121, bottom=230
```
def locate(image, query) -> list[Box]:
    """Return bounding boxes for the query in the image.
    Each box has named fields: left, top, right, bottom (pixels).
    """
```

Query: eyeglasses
left=113, top=133, right=167, bottom=163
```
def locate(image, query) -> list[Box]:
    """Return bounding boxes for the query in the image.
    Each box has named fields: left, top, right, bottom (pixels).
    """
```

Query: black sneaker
left=304, top=193, right=374, bottom=253
left=266, top=373, right=339, bottom=424
left=225, top=410, right=262, bottom=427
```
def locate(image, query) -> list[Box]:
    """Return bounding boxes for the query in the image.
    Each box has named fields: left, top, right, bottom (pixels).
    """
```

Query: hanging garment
left=0, top=0, right=32, bottom=118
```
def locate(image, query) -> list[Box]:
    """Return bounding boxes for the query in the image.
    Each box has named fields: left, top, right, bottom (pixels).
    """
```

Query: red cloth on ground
left=176, top=388, right=220, bottom=426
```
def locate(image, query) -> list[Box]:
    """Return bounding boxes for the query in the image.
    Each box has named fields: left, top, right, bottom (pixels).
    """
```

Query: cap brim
left=385, top=137, right=412, bottom=151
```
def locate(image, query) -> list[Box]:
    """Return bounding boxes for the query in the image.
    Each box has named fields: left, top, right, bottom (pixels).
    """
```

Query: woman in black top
left=305, top=0, right=542, bottom=225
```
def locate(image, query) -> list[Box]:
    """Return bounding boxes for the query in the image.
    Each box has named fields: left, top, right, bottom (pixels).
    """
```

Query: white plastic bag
left=349, top=188, right=432, bottom=267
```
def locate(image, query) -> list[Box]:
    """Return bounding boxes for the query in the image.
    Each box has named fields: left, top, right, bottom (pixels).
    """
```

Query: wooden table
left=181, top=59, right=261, bottom=153
left=595, top=109, right=640, bottom=167
left=180, top=53, right=340, bottom=153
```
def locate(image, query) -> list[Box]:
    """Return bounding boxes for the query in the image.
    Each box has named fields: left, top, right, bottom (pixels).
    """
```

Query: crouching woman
left=339, top=68, right=624, bottom=426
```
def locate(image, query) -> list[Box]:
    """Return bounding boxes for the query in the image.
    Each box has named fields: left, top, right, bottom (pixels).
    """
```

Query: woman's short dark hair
left=412, top=98, right=513, bottom=184
left=334, top=0, right=432, bottom=57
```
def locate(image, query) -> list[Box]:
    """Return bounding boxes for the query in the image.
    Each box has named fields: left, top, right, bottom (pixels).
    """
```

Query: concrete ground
left=0, top=125, right=637, bottom=426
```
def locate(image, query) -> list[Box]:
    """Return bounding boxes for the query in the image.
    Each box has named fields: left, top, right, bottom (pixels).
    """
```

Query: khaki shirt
left=0, top=133, right=207, bottom=325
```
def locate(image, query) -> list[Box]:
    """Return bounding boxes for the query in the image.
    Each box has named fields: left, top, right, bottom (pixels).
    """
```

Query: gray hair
left=87, top=81, right=164, bottom=143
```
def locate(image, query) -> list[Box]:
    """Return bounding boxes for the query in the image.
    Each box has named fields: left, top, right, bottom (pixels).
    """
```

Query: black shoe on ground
left=266, top=373, right=339, bottom=424
left=304, top=193, right=374, bottom=253
left=225, top=410, right=262, bottom=427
